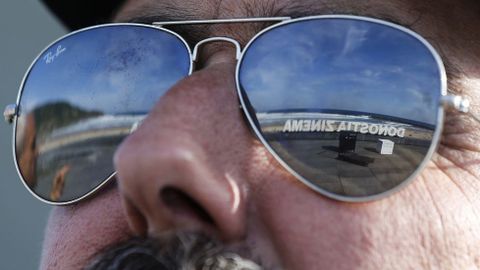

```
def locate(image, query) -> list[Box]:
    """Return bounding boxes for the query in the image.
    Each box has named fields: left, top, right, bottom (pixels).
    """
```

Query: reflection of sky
left=20, top=25, right=190, bottom=115
left=240, top=19, right=441, bottom=125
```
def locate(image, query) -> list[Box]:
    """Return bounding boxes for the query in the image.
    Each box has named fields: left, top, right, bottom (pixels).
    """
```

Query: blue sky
left=240, top=18, right=442, bottom=125
left=20, top=25, right=190, bottom=115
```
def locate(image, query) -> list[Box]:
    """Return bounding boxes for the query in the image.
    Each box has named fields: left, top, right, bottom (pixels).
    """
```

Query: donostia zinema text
left=282, top=119, right=406, bottom=138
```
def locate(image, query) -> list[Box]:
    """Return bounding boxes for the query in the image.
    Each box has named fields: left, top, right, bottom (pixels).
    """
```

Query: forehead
left=115, top=0, right=429, bottom=46
left=116, top=0, right=419, bottom=22
left=115, top=0, right=480, bottom=32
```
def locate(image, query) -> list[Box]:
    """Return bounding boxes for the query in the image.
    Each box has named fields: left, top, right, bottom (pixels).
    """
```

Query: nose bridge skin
left=113, top=59, right=252, bottom=242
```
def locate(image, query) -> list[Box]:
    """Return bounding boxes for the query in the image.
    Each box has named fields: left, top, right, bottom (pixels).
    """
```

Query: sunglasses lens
left=239, top=18, right=442, bottom=199
left=15, top=25, right=190, bottom=203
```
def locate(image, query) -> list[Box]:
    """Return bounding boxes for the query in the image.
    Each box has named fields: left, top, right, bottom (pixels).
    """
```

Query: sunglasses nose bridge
left=192, top=37, right=242, bottom=63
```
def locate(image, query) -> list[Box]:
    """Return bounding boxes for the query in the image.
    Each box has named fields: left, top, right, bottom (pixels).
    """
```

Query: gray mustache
left=84, top=232, right=262, bottom=270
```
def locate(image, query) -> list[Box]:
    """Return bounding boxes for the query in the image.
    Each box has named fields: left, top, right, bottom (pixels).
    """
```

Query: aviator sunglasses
left=4, top=15, right=474, bottom=204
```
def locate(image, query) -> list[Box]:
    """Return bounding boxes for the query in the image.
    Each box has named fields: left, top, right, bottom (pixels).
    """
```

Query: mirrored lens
left=239, top=18, right=442, bottom=199
left=15, top=24, right=191, bottom=203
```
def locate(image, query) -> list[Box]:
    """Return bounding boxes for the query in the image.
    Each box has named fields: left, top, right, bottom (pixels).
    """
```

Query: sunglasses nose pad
left=192, top=37, right=242, bottom=63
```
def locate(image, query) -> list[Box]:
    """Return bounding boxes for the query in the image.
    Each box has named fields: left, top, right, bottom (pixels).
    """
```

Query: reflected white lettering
left=325, top=120, right=335, bottom=132
left=282, top=119, right=406, bottom=138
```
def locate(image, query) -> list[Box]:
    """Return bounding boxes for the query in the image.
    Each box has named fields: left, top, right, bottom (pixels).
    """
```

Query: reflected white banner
left=282, top=119, right=406, bottom=138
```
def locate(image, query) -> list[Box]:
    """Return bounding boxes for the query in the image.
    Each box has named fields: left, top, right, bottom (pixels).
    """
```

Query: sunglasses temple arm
left=441, top=94, right=480, bottom=124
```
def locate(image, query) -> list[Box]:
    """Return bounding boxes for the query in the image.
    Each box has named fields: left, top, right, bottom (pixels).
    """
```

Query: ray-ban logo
left=44, top=45, right=67, bottom=64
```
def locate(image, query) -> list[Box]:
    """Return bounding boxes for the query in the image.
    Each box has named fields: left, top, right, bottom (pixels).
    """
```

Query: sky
left=19, top=25, right=191, bottom=116
left=239, top=18, right=443, bottom=126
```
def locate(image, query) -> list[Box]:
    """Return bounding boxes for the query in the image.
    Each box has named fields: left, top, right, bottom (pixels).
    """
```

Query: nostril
left=160, top=187, right=215, bottom=226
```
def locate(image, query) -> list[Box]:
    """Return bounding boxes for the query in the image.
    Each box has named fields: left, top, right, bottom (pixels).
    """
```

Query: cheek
left=249, top=151, right=429, bottom=269
left=254, top=180, right=374, bottom=268
left=40, top=185, right=130, bottom=270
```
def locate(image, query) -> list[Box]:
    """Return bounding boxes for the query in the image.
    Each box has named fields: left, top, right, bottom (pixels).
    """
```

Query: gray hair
left=85, top=232, right=262, bottom=270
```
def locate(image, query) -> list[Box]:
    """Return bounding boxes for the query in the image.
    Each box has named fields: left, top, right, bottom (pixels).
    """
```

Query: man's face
left=40, top=0, right=480, bottom=269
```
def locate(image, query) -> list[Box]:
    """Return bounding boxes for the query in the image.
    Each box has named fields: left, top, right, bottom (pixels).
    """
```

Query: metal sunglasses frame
left=4, top=14, right=472, bottom=205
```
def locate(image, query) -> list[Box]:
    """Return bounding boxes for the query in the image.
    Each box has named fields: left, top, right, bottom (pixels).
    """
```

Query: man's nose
left=113, top=58, right=249, bottom=242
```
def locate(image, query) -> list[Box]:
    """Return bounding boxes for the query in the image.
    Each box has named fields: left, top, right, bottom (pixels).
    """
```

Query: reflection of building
left=38, top=114, right=144, bottom=154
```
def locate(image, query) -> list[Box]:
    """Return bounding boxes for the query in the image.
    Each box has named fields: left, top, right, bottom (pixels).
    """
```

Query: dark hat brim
left=41, top=0, right=126, bottom=30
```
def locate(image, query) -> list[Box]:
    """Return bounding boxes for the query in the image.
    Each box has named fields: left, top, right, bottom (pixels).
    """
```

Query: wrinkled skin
left=40, top=0, right=480, bottom=269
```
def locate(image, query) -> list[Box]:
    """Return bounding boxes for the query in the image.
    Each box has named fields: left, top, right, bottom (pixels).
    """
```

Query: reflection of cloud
left=240, top=18, right=441, bottom=125
left=363, top=69, right=381, bottom=78
left=391, top=66, right=403, bottom=73
left=340, top=25, right=368, bottom=57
